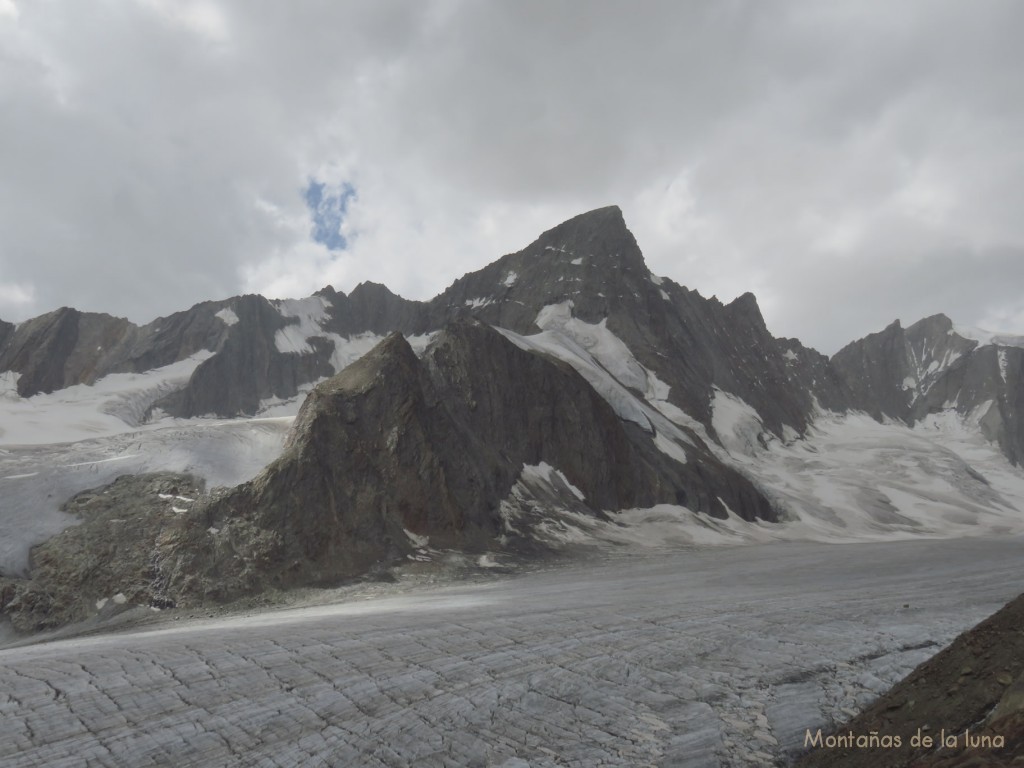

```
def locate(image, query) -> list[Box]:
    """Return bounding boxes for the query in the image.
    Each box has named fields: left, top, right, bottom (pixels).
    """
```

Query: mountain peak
left=514, top=205, right=648, bottom=286
left=349, top=281, right=398, bottom=298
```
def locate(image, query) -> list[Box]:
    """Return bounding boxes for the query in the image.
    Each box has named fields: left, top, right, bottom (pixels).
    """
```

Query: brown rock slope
left=794, top=592, right=1024, bottom=768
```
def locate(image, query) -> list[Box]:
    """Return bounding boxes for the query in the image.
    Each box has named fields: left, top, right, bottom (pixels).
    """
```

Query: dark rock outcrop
left=0, top=307, right=138, bottom=396
left=320, top=282, right=429, bottom=336
left=0, top=318, right=15, bottom=359
left=152, top=295, right=336, bottom=417
left=776, top=337, right=853, bottom=413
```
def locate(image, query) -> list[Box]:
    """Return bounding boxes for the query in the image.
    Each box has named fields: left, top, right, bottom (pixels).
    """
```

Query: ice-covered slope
left=495, top=406, right=1024, bottom=556
left=722, top=408, right=1024, bottom=541
left=2, top=536, right=1022, bottom=767
left=0, top=353, right=214, bottom=446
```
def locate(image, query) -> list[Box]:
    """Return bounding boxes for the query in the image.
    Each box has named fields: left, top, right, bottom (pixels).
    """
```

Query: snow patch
left=498, top=304, right=698, bottom=461
left=902, top=376, right=917, bottom=391
left=711, top=388, right=766, bottom=457
left=498, top=319, right=652, bottom=430
left=214, top=308, right=239, bottom=326
left=0, top=371, right=20, bottom=400
left=649, top=274, right=664, bottom=285
left=325, top=332, right=387, bottom=374
left=405, top=332, right=438, bottom=356
left=570, top=257, right=583, bottom=266
left=953, top=324, right=1024, bottom=349
left=653, top=431, right=687, bottom=464
left=503, top=271, right=518, bottom=287
left=731, top=409, right=1024, bottom=542
left=404, top=529, right=429, bottom=549
left=534, top=302, right=653, bottom=397
left=464, top=297, right=494, bottom=309
left=274, top=325, right=312, bottom=354
left=783, top=349, right=798, bottom=362
left=273, top=296, right=330, bottom=354
left=521, top=462, right=585, bottom=501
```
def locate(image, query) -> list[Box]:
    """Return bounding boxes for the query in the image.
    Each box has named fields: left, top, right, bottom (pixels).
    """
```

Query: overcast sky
left=1, top=0, right=1022, bottom=353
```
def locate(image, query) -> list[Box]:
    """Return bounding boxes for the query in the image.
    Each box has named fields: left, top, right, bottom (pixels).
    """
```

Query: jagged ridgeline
left=0, top=207, right=839, bottom=430
left=2, top=205, right=1024, bottom=629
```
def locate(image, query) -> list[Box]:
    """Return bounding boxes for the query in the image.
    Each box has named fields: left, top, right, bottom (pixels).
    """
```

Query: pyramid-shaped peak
left=527, top=205, right=646, bottom=272
left=541, top=205, right=627, bottom=240
left=907, top=313, right=953, bottom=334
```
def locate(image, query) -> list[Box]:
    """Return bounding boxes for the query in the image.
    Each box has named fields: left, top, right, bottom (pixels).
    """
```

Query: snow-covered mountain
left=833, top=312, right=1024, bottom=464
left=2, top=206, right=1024, bottom=632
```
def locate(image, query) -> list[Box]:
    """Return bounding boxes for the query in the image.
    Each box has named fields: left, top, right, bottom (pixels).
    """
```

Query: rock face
left=151, top=294, right=336, bottom=418
left=425, top=206, right=823, bottom=439
left=153, top=321, right=775, bottom=606
left=0, top=308, right=138, bottom=396
left=0, top=473, right=205, bottom=632
left=833, top=313, right=1024, bottom=464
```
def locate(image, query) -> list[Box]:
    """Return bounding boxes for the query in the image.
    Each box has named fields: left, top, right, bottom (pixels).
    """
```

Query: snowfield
left=1, top=536, right=1022, bottom=767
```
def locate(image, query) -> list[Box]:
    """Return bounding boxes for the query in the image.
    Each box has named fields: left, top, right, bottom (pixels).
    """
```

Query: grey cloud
left=0, top=0, right=1022, bottom=359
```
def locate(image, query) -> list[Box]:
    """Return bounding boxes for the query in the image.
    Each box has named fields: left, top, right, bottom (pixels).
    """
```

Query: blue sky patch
left=304, top=180, right=356, bottom=251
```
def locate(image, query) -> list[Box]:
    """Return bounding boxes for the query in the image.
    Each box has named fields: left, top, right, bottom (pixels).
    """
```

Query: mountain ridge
left=3, top=206, right=1023, bottom=470
left=3, top=205, right=1024, bottom=635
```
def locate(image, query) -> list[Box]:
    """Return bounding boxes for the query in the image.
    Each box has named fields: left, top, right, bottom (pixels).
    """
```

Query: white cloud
left=1, top=0, right=1023, bottom=354
left=0, top=281, right=36, bottom=316
left=134, top=0, right=230, bottom=43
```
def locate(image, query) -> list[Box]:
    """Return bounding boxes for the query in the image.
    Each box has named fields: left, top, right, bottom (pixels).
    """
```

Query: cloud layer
left=1, top=0, right=1022, bottom=352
